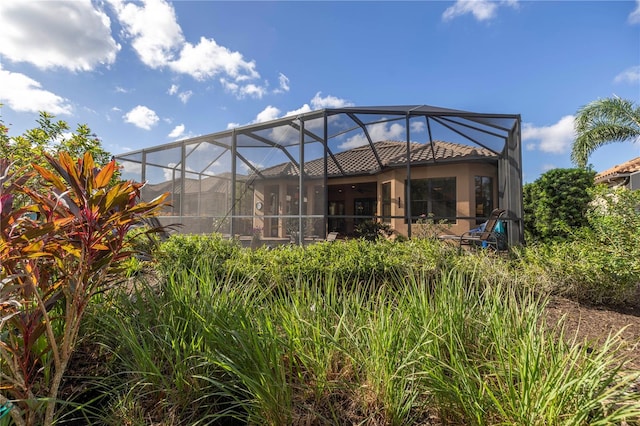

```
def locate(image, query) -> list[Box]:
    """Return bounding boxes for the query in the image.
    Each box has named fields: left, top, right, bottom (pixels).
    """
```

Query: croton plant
left=0, top=152, right=168, bottom=426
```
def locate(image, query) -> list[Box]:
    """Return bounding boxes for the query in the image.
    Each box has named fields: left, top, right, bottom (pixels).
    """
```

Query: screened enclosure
left=115, top=105, right=523, bottom=246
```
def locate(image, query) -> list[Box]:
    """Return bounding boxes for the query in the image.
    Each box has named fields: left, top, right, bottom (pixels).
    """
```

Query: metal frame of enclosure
left=115, top=105, right=523, bottom=246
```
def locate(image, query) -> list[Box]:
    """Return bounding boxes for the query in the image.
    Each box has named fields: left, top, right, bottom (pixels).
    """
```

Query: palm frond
left=571, top=97, right=640, bottom=168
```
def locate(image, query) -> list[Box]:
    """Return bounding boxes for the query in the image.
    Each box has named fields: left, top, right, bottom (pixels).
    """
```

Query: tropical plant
left=572, top=96, right=640, bottom=168
left=0, top=152, right=168, bottom=425
left=0, top=110, right=111, bottom=207
left=354, top=219, right=393, bottom=241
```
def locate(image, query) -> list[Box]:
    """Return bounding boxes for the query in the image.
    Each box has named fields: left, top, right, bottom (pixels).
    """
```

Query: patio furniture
left=326, top=231, right=339, bottom=242
left=438, top=208, right=507, bottom=252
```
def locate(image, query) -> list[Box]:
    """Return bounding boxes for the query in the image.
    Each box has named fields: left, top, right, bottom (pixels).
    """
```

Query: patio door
left=354, top=198, right=376, bottom=226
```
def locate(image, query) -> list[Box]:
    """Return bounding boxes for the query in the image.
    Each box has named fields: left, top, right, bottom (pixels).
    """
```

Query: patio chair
left=326, top=231, right=339, bottom=242
left=438, top=208, right=507, bottom=252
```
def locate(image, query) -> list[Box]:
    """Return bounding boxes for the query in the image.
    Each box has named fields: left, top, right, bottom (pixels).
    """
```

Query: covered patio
left=115, top=105, right=523, bottom=246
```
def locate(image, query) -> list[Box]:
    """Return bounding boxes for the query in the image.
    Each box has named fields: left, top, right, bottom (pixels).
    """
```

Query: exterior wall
left=385, top=162, right=498, bottom=236
left=252, top=161, right=498, bottom=239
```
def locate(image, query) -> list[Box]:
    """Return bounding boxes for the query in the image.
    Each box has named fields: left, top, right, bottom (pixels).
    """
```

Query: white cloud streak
left=123, top=105, right=160, bottom=130
left=522, top=115, right=575, bottom=154
left=629, top=0, right=640, bottom=24
left=0, top=0, right=120, bottom=71
left=613, top=65, right=640, bottom=84
left=442, top=0, right=519, bottom=22
left=178, top=90, right=193, bottom=104
left=274, top=73, right=290, bottom=93
left=0, top=64, right=72, bottom=114
left=168, top=124, right=185, bottom=138
left=228, top=92, right=353, bottom=129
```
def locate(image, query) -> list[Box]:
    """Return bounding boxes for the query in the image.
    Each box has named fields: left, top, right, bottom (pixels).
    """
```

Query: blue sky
left=0, top=0, right=638, bottom=183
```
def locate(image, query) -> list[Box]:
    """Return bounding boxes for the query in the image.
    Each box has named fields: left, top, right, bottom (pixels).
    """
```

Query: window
left=475, top=176, right=493, bottom=224
left=381, top=182, right=391, bottom=223
left=406, top=177, right=456, bottom=223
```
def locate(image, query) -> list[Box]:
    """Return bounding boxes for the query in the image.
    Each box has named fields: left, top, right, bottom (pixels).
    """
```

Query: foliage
left=586, top=184, right=640, bottom=249
left=156, top=235, right=450, bottom=289
left=572, top=96, right=640, bottom=168
left=0, top=152, right=168, bottom=425
left=413, top=212, right=452, bottom=240
left=523, top=168, right=596, bottom=242
left=354, top=219, right=394, bottom=241
left=518, top=184, right=640, bottom=305
left=0, top=111, right=111, bottom=207
left=82, top=263, right=640, bottom=425
left=514, top=239, right=639, bottom=305
left=155, top=233, right=241, bottom=277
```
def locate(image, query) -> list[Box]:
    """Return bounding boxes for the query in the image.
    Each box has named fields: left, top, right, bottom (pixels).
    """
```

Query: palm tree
left=571, top=96, right=640, bottom=168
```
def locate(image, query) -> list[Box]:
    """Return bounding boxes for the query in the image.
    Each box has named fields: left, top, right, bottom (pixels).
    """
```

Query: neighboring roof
left=595, top=157, right=640, bottom=184
left=144, top=172, right=243, bottom=194
left=258, top=140, right=498, bottom=179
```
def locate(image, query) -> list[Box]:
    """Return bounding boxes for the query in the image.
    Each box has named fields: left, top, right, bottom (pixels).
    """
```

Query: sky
left=0, top=0, right=639, bottom=183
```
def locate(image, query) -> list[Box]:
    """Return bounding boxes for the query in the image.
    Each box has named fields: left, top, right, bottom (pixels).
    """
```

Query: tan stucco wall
left=253, top=162, right=498, bottom=238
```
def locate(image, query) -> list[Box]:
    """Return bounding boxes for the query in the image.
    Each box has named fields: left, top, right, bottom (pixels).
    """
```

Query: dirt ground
left=544, top=296, right=640, bottom=372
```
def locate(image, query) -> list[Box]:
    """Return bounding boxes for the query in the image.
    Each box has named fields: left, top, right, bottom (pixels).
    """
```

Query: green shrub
left=587, top=184, right=640, bottom=250
left=523, top=168, right=596, bottom=242
left=514, top=239, right=639, bottom=305
left=155, top=233, right=241, bottom=277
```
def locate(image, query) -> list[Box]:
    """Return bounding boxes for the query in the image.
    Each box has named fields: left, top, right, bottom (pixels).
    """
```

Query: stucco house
left=252, top=140, right=499, bottom=239
left=115, top=105, right=524, bottom=246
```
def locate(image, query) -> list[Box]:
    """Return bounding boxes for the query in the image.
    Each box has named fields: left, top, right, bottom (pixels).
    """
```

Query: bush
left=155, top=233, right=241, bottom=277
left=523, top=168, right=596, bottom=242
left=514, top=238, right=639, bottom=305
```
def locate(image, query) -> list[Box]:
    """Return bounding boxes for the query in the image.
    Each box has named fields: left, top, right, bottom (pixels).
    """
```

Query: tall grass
left=78, top=250, right=639, bottom=425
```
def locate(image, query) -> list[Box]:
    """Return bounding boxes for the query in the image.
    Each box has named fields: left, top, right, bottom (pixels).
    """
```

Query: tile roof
left=259, top=140, right=497, bottom=178
left=595, top=157, right=640, bottom=183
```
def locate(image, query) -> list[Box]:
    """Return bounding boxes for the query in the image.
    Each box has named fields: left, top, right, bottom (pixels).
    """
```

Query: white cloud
left=123, top=105, right=159, bottom=130
left=109, top=0, right=268, bottom=97
left=108, top=0, right=183, bottom=68
left=115, top=86, right=130, bottom=93
left=220, top=78, right=267, bottom=99
left=239, top=84, right=267, bottom=99
left=226, top=93, right=353, bottom=129
left=613, top=65, right=640, bottom=84
left=167, top=84, right=193, bottom=103
left=410, top=121, right=426, bottom=133
left=0, top=64, right=72, bottom=114
left=522, top=115, right=575, bottom=154
left=340, top=121, right=405, bottom=150
left=170, top=36, right=260, bottom=82
left=310, top=92, right=352, bottom=109
left=0, top=0, right=120, bottom=71
left=442, top=0, right=518, bottom=22
left=283, top=104, right=312, bottom=118
left=629, top=0, right=640, bottom=24
left=110, top=0, right=258, bottom=80
left=256, top=106, right=281, bottom=123
left=541, top=164, right=556, bottom=172
left=178, top=90, right=193, bottom=104
left=274, top=73, right=290, bottom=93
left=168, top=124, right=185, bottom=138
